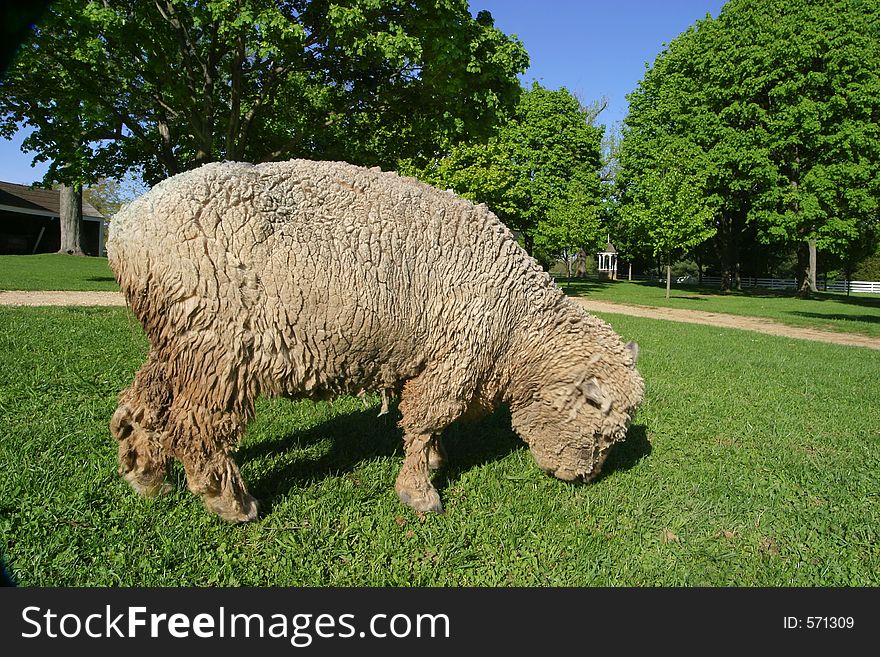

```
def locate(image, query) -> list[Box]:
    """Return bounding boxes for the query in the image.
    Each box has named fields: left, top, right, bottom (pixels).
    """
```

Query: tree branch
left=226, top=33, right=245, bottom=159
left=154, top=0, right=210, bottom=156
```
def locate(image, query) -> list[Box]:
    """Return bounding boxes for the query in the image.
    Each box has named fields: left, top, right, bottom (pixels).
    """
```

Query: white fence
left=823, top=280, right=880, bottom=294
left=668, top=275, right=880, bottom=294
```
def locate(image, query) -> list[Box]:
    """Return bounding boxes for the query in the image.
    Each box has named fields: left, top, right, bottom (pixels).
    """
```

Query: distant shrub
left=854, top=251, right=880, bottom=280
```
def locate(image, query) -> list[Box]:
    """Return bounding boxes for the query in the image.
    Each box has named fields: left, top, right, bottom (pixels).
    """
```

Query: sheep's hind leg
left=110, top=355, right=173, bottom=498
left=166, top=401, right=258, bottom=523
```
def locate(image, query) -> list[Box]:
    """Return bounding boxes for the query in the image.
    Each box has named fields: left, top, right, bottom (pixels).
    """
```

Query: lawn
left=0, top=254, right=118, bottom=291
left=1, top=305, right=877, bottom=586
left=561, top=279, right=880, bottom=338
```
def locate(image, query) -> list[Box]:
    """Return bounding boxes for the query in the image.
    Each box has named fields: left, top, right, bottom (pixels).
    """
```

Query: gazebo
left=597, top=238, right=617, bottom=280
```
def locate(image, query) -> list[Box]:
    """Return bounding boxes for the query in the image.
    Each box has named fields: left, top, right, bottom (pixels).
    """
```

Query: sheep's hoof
left=397, top=486, right=444, bottom=514
left=123, top=470, right=173, bottom=498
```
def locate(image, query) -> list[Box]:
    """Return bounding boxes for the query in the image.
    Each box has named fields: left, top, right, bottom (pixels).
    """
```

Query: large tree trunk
left=58, top=184, right=85, bottom=256
left=797, top=238, right=818, bottom=297
left=716, top=210, right=743, bottom=292
left=574, top=248, right=588, bottom=278
left=523, top=233, right=535, bottom=257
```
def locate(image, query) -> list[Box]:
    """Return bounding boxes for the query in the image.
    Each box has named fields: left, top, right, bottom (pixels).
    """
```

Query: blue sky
left=0, top=0, right=726, bottom=186
left=476, top=0, right=726, bottom=127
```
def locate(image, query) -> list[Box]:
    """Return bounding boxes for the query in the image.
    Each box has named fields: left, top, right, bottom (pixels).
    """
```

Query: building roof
left=601, top=241, right=617, bottom=254
left=0, top=181, right=103, bottom=218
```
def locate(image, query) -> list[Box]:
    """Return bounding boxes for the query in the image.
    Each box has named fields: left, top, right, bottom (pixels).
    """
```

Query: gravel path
left=2, top=289, right=878, bottom=351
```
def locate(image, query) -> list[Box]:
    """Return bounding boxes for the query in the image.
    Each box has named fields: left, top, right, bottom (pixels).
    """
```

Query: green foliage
left=83, top=178, right=141, bottom=219
left=2, top=306, right=879, bottom=585
left=506, top=84, right=603, bottom=237
left=401, top=137, right=525, bottom=222
left=0, top=1, right=528, bottom=186
left=617, top=139, right=716, bottom=260
left=616, top=0, right=880, bottom=288
left=534, top=186, right=603, bottom=277
left=411, top=83, right=606, bottom=259
left=854, top=244, right=880, bottom=280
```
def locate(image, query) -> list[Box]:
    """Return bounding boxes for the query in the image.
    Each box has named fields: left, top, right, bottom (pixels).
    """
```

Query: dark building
left=0, top=181, right=107, bottom=256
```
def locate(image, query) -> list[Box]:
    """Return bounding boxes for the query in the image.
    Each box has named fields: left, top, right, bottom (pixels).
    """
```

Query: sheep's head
left=511, top=341, right=643, bottom=482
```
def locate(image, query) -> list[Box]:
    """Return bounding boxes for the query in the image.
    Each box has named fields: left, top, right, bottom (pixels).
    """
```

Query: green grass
left=561, top=279, right=880, bottom=338
left=1, top=306, right=878, bottom=586
left=0, top=254, right=118, bottom=291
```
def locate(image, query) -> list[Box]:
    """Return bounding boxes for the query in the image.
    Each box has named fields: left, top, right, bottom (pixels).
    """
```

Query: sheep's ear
left=626, top=341, right=640, bottom=363
left=581, top=378, right=608, bottom=409
left=574, top=377, right=611, bottom=415
left=549, top=375, right=610, bottom=417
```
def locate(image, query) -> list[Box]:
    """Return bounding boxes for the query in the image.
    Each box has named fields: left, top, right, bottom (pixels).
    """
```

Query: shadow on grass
left=676, top=284, right=880, bottom=309
left=786, top=311, right=880, bottom=324
left=239, top=404, right=651, bottom=514
left=240, top=404, right=526, bottom=513
left=239, top=405, right=404, bottom=511
left=556, top=279, right=618, bottom=297
left=86, top=276, right=117, bottom=283
left=596, top=424, right=651, bottom=481
left=814, top=293, right=880, bottom=310
left=561, top=279, right=714, bottom=299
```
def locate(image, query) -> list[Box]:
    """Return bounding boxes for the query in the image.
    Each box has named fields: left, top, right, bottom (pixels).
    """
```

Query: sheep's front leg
left=110, top=354, right=173, bottom=498
left=395, top=370, right=468, bottom=513
left=179, top=448, right=258, bottom=523
left=395, top=431, right=443, bottom=513
left=166, top=401, right=258, bottom=523
left=112, top=405, right=172, bottom=497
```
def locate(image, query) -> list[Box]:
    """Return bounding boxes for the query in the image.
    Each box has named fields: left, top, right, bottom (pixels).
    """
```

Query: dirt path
left=572, top=298, right=880, bottom=351
left=2, top=289, right=878, bottom=351
left=0, top=290, right=126, bottom=307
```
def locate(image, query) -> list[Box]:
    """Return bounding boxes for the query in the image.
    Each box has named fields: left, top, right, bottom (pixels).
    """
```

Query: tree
left=403, top=137, right=526, bottom=227
left=535, top=185, right=604, bottom=280
left=0, top=2, right=115, bottom=254
left=853, top=242, right=880, bottom=281
left=617, top=0, right=880, bottom=294
left=84, top=177, right=141, bottom=218
left=617, top=140, right=716, bottom=298
left=0, top=1, right=52, bottom=74
left=412, top=83, right=606, bottom=261
left=1, top=0, right=528, bottom=187
left=729, top=0, right=880, bottom=296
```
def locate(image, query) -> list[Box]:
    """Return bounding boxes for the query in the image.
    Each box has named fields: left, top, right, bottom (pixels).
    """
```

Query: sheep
left=107, top=159, right=644, bottom=522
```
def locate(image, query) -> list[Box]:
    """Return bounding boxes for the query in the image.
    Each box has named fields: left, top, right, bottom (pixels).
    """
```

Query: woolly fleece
left=108, top=159, right=644, bottom=521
